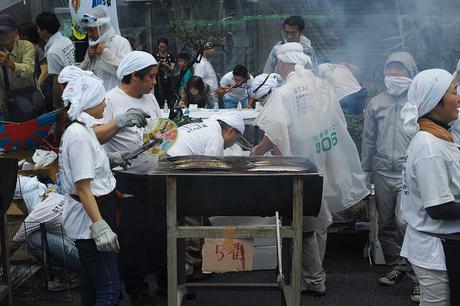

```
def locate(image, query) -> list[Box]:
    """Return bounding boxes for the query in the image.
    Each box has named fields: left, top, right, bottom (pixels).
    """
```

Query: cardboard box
left=202, top=238, right=253, bottom=273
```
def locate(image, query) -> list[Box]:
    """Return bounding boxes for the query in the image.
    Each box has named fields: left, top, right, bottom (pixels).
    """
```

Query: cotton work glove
left=90, top=219, right=120, bottom=253
left=107, top=151, right=132, bottom=170
left=115, top=108, right=151, bottom=128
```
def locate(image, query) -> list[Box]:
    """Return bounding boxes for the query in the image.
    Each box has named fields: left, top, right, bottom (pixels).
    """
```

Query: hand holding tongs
left=122, top=135, right=164, bottom=162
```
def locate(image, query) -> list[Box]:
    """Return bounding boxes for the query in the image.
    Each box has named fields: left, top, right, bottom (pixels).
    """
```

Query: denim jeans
left=224, top=95, right=248, bottom=109
left=75, top=239, right=120, bottom=306
left=27, top=231, right=81, bottom=275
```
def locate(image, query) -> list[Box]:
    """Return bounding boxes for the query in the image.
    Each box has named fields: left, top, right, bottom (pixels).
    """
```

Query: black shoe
left=379, top=269, right=406, bottom=286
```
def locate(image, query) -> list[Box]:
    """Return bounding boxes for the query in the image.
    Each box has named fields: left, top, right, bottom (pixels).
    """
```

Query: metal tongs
left=122, top=135, right=164, bottom=162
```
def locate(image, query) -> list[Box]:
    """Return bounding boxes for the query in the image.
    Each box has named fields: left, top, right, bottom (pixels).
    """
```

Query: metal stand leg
left=166, top=177, right=179, bottom=306
left=283, top=178, right=303, bottom=306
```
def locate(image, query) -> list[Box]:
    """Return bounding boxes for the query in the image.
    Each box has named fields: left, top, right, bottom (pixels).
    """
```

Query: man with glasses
left=263, top=15, right=317, bottom=74
left=80, top=5, right=131, bottom=91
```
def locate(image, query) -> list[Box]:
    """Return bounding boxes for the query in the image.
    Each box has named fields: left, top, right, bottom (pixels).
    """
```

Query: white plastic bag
left=256, top=66, right=369, bottom=215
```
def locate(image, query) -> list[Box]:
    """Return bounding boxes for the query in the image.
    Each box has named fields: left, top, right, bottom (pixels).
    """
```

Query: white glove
left=107, top=151, right=131, bottom=169
left=90, top=219, right=120, bottom=253
left=115, top=108, right=151, bottom=128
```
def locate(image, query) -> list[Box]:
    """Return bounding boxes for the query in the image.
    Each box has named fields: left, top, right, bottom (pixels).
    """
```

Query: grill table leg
left=167, top=177, right=179, bottom=306
left=286, top=177, right=303, bottom=306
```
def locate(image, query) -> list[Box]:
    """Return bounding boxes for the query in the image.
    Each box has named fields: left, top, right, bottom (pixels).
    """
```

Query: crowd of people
left=1, top=5, right=460, bottom=306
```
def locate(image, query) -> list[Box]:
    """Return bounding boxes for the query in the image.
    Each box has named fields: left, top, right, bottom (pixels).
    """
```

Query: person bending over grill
left=167, top=112, right=244, bottom=279
left=252, top=42, right=369, bottom=296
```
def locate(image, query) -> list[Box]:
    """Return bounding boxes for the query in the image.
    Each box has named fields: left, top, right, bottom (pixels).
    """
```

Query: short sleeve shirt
left=220, top=71, right=254, bottom=101
left=45, top=32, right=75, bottom=75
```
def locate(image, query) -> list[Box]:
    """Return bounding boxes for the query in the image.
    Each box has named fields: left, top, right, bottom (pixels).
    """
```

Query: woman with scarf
left=58, top=75, right=128, bottom=305
left=400, top=69, right=460, bottom=306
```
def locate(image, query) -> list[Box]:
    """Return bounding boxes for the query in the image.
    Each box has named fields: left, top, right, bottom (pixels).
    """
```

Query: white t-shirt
left=100, top=86, right=162, bottom=175
left=59, top=122, right=116, bottom=240
left=220, top=71, right=254, bottom=101
left=167, top=119, right=224, bottom=157
left=45, top=32, right=75, bottom=75
left=13, top=192, right=66, bottom=242
left=193, top=58, right=218, bottom=91
left=318, top=63, right=361, bottom=102
left=400, top=131, right=460, bottom=270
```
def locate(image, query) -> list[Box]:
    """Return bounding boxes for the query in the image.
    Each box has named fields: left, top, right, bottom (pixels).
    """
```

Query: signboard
left=202, top=238, right=253, bottom=273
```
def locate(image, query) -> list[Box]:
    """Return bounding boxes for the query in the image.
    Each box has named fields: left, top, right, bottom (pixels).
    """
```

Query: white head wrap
left=116, top=51, right=157, bottom=80
left=210, top=112, right=245, bottom=134
left=62, top=75, right=106, bottom=122
left=401, top=69, right=454, bottom=134
left=58, top=66, right=100, bottom=84
left=276, top=42, right=312, bottom=66
left=81, top=5, right=111, bottom=28
left=250, top=73, right=283, bottom=99
left=14, top=176, right=47, bottom=213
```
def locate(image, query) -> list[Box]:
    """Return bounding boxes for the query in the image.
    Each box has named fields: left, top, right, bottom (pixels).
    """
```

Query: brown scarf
left=418, top=118, right=454, bottom=143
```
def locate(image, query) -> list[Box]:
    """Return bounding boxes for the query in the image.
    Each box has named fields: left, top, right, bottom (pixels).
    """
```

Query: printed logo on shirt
left=313, top=125, right=337, bottom=153
left=183, top=122, right=208, bottom=133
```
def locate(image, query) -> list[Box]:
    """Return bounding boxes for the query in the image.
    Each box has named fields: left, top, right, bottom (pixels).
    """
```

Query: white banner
left=69, top=0, right=120, bottom=39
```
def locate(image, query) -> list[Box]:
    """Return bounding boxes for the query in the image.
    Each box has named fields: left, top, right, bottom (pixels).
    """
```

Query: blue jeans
left=27, top=231, right=81, bottom=275
left=75, top=239, right=120, bottom=306
left=224, top=95, right=248, bottom=109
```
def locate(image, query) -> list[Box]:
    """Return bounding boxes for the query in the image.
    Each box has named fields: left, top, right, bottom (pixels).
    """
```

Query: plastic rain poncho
left=255, top=65, right=369, bottom=230
left=79, top=5, right=132, bottom=91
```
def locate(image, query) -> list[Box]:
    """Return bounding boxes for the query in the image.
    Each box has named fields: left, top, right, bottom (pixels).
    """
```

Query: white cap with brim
left=210, top=112, right=245, bottom=134
left=116, top=51, right=158, bottom=80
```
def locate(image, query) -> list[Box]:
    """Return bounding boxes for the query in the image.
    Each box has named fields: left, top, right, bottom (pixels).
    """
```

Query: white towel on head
left=116, top=51, right=157, bottom=80
left=276, top=42, right=312, bottom=66
left=62, top=75, right=106, bottom=122
left=209, top=112, right=245, bottom=134
left=401, top=69, right=453, bottom=134
left=250, top=73, right=283, bottom=99
left=58, top=66, right=100, bottom=84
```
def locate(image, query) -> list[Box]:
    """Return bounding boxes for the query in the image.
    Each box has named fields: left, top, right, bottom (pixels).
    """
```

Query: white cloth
left=99, top=86, right=162, bottom=175
left=384, top=76, right=412, bottom=97
left=167, top=119, right=225, bottom=157
left=255, top=66, right=369, bottom=230
left=193, top=57, right=218, bottom=91
left=13, top=192, right=66, bottom=242
left=250, top=73, right=283, bottom=99
left=32, top=149, right=57, bottom=168
left=116, top=51, right=157, bottom=80
left=401, top=69, right=453, bottom=135
left=451, top=116, right=460, bottom=143
left=275, top=42, right=312, bottom=66
left=14, top=176, right=47, bottom=213
left=401, top=131, right=460, bottom=270
left=318, top=63, right=361, bottom=101
left=80, top=31, right=132, bottom=91
left=59, top=122, right=116, bottom=240
left=209, top=112, right=245, bottom=134
left=58, top=65, right=99, bottom=84
left=219, top=71, right=254, bottom=101
left=44, top=31, right=75, bottom=75
left=81, top=5, right=111, bottom=29
left=62, top=75, right=106, bottom=121
left=412, top=264, right=450, bottom=306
